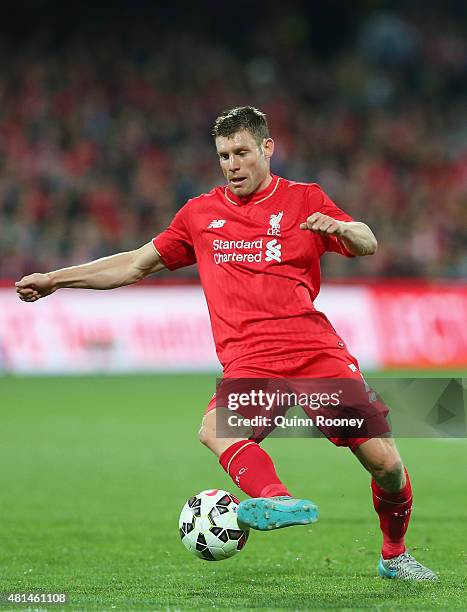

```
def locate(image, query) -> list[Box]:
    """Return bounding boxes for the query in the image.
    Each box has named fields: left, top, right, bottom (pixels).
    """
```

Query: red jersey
left=153, top=175, right=354, bottom=372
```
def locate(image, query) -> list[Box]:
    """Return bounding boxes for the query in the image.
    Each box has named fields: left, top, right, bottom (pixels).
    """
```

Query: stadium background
left=0, top=1, right=466, bottom=609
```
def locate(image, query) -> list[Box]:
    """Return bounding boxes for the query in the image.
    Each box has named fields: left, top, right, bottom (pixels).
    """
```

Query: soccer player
left=16, top=106, right=437, bottom=580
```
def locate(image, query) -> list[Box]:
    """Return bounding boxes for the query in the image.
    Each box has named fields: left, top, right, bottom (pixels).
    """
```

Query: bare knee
left=371, top=456, right=404, bottom=490
left=198, top=419, right=215, bottom=448
left=355, top=439, right=405, bottom=491
left=198, top=410, right=245, bottom=457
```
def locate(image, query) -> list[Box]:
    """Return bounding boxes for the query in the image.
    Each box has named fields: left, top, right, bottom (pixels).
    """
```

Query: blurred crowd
left=0, top=8, right=466, bottom=279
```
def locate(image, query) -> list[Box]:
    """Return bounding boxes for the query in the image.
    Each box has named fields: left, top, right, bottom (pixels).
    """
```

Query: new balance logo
left=208, top=219, right=226, bottom=228
left=265, top=238, right=282, bottom=262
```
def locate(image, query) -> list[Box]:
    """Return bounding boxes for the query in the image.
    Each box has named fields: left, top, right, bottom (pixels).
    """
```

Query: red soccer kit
left=152, top=175, right=387, bottom=449
left=153, top=175, right=355, bottom=371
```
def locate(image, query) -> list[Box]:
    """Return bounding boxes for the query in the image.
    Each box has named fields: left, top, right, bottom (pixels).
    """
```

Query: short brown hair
left=212, top=106, right=270, bottom=144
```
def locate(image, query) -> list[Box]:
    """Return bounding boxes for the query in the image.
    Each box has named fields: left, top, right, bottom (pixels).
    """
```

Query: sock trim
left=373, top=493, right=413, bottom=505
left=226, top=441, right=256, bottom=476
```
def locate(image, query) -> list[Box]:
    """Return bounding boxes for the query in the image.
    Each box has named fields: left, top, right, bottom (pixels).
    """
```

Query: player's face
left=216, top=130, right=274, bottom=196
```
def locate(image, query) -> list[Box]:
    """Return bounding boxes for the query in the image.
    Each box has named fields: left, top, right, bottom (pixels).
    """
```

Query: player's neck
left=238, top=173, right=274, bottom=202
left=254, top=173, right=273, bottom=194
left=225, top=173, right=279, bottom=207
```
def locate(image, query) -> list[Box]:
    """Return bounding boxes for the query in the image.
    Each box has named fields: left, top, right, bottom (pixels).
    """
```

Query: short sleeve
left=308, top=185, right=355, bottom=257
left=152, top=203, right=197, bottom=270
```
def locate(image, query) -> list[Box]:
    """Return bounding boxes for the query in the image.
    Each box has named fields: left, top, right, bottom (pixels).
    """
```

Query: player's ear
left=261, top=138, right=274, bottom=160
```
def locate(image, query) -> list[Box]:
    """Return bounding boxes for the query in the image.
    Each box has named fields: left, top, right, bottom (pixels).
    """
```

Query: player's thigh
left=199, top=407, right=253, bottom=457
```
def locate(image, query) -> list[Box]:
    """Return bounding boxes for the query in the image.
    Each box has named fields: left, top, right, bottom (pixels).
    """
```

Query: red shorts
left=205, top=349, right=390, bottom=452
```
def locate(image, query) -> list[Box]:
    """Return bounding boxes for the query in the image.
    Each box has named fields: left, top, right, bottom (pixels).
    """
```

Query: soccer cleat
left=378, top=552, right=438, bottom=581
left=237, top=496, right=318, bottom=531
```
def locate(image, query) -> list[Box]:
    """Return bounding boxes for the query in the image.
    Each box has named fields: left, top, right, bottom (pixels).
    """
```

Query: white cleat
left=378, top=552, right=438, bottom=581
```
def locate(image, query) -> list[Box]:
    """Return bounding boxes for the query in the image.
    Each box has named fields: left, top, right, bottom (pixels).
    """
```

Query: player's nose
left=228, top=155, right=240, bottom=171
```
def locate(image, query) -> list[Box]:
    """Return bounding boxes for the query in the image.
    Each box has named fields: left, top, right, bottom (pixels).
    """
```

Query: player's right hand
left=15, top=273, right=55, bottom=302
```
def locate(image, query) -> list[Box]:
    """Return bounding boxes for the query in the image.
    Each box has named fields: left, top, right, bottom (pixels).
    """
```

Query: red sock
left=371, top=467, right=412, bottom=559
left=219, top=440, right=292, bottom=498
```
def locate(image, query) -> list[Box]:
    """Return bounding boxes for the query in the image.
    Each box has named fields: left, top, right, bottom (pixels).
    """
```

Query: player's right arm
left=15, top=242, right=165, bottom=303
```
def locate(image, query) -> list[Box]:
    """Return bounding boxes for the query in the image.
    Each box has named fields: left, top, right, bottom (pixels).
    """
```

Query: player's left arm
left=300, top=212, right=377, bottom=256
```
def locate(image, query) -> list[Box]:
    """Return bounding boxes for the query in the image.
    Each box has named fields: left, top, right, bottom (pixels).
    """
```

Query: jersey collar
left=224, top=174, right=280, bottom=206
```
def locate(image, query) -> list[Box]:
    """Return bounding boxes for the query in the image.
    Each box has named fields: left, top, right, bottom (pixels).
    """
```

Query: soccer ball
left=179, top=489, right=249, bottom=561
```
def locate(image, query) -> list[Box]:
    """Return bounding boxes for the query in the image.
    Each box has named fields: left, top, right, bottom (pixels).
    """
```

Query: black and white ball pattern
left=179, top=489, right=249, bottom=561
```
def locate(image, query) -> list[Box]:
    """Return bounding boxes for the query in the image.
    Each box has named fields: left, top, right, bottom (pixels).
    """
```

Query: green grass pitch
left=0, top=374, right=466, bottom=611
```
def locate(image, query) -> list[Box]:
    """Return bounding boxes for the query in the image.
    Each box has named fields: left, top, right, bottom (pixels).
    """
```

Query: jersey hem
left=223, top=347, right=349, bottom=373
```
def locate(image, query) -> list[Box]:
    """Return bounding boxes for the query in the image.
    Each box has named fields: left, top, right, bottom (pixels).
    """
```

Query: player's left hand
left=300, top=212, right=344, bottom=236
